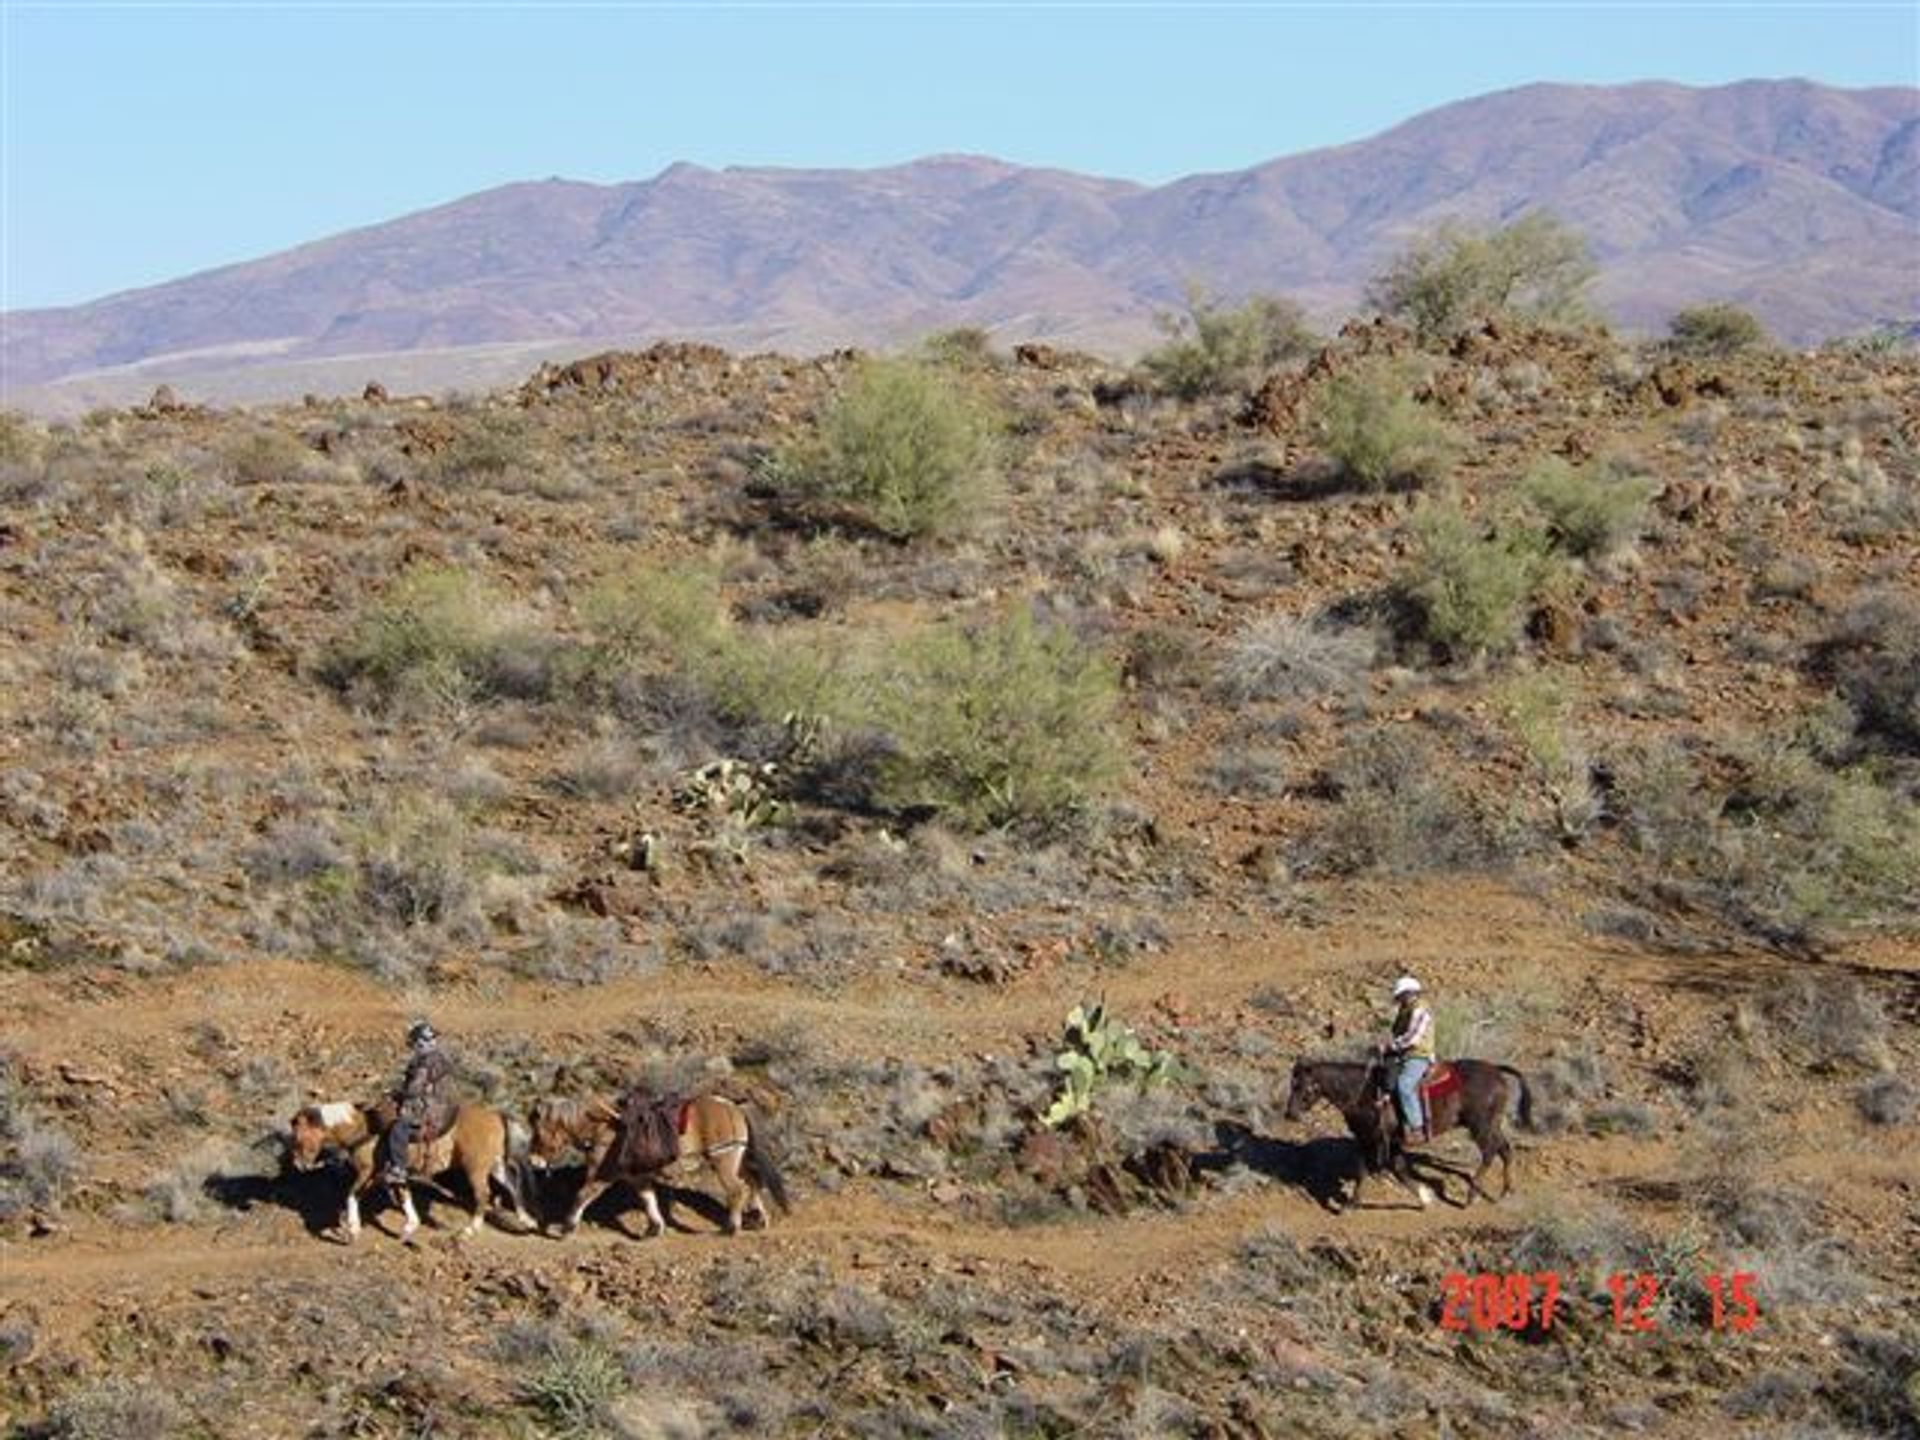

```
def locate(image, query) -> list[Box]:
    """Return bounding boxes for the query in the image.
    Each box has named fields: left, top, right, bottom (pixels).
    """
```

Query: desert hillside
left=5, top=79, right=1916, bottom=412
left=1, top=312, right=1917, bottom=1438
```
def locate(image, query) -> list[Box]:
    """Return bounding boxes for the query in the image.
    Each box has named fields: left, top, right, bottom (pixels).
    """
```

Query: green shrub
left=872, top=610, right=1121, bottom=830
left=1367, top=213, right=1596, bottom=342
left=1519, top=454, right=1656, bottom=559
left=517, top=1339, right=628, bottom=1434
left=774, top=358, right=1001, bottom=540
left=327, top=565, right=542, bottom=710
left=1666, top=303, right=1770, bottom=357
left=1813, top=588, right=1920, bottom=756
left=581, top=566, right=852, bottom=728
left=222, top=426, right=322, bottom=487
left=1612, top=729, right=1920, bottom=948
left=920, top=326, right=1001, bottom=370
left=1400, top=499, right=1560, bottom=659
left=1309, top=359, right=1460, bottom=490
left=433, top=409, right=535, bottom=483
left=1139, top=285, right=1317, bottom=399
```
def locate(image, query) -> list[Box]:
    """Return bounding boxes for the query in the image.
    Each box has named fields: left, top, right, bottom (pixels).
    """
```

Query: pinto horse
left=528, top=1091, right=788, bottom=1239
left=286, top=1100, right=535, bottom=1243
left=1284, top=1057, right=1533, bottom=1209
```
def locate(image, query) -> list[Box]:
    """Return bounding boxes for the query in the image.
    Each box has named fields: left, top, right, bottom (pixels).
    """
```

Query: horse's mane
left=535, top=1096, right=608, bottom=1128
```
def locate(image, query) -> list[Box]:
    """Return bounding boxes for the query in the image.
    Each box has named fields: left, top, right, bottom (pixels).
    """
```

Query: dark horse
left=1284, top=1057, right=1533, bottom=1209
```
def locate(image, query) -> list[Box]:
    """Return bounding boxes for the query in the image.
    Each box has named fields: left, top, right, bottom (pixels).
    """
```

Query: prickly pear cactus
left=1043, top=1001, right=1177, bottom=1127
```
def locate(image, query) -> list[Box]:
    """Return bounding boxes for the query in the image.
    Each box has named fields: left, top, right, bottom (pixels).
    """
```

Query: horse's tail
left=1498, top=1065, right=1535, bottom=1131
left=743, top=1115, right=791, bottom=1215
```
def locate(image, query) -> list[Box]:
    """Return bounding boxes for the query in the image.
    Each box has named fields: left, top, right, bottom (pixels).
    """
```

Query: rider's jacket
left=396, top=1044, right=453, bottom=1119
left=1389, top=1004, right=1436, bottom=1061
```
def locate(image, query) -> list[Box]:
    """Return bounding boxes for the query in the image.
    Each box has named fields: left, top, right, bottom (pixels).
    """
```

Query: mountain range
left=5, top=78, right=1916, bottom=410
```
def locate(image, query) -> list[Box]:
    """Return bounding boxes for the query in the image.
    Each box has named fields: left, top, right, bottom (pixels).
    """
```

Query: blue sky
left=3, top=2, right=1916, bottom=310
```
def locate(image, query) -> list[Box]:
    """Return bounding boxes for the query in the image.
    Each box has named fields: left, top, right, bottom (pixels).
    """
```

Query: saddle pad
left=1420, top=1063, right=1462, bottom=1102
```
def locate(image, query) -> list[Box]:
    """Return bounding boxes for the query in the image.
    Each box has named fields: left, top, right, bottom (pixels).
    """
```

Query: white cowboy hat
left=1391, top=975, right=1423, bottom=999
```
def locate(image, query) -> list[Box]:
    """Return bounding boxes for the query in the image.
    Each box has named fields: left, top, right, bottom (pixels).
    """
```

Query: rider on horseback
left=1382, top=975, right=1435, bottom=1145
left=383, top=1020, right=453, bottom=1185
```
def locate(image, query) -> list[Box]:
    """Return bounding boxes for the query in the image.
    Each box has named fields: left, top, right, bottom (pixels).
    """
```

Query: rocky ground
left=1, top=323, right=1917, bottom=1438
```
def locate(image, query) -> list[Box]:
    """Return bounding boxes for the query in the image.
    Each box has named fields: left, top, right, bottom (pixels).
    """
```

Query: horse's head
left=528, top=1097, right=615, bottom=1168
left=1283, top=1062, right=1321, bottom=1122
left=287, top=1107, right=331, bottom=1171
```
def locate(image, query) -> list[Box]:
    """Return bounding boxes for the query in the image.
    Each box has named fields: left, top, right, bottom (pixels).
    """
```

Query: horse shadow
left=1209, top=1121, right=1477, bottom=1211
left=517, top=1164, right=737, bottom=1239
left=1205, top=1122, right=1355, bottom=1210
left=201, top=1138, right=543, bottom=1239
left=199, top=1142, right=357, bottom=1238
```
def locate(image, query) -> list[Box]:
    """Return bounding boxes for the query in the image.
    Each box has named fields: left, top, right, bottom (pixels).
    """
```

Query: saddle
left=613, top=1090, right=690, bottom=1174
left=1373, top=1060, right=1460, bottom=1133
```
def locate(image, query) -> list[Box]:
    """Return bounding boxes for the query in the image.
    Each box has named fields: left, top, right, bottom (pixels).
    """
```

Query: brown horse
left=527, top=1091, right=788, bottom=1239
left=286, top=1100, right=535, bottom=1243
left=1284, top=1057, right=1533, bottom=1209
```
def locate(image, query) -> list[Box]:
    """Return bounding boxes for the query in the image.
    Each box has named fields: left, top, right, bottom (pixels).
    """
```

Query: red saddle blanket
left=1420, top=1062, right=1462, bottom=1104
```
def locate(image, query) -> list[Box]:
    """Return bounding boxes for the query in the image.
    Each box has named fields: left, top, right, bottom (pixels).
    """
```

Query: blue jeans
left=1395, top=1058, right=1431, bottom=1134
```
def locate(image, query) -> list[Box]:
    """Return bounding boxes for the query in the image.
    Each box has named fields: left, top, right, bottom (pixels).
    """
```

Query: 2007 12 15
left=1438, top=1271, right=1760, bottom=1333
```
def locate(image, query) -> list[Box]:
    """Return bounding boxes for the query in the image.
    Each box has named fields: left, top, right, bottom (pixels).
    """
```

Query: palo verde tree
left=1367, top=212, right=1597, bottom=343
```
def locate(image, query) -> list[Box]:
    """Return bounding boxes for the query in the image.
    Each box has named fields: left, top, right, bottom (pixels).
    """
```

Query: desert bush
left=1299, top=728, right=1510, bottom=877
left=1308, top=359, right=1460, bottom=490
left=351, top=797, right=491, bottom=934
left=1494, top=672, right=1603, bottom=841
left=1856, top=1074, right=1917, bottom=1126
left=1518, top=454, right=1656, bottom=560
left=771, top=358, right=1001, bottom=540
left=552, top=737, right=649, bottom=801
left=871, top=609, right=1122, bottom=830
left=920, top=326, right=1001, bottom=370
left=1399, top=498, right=1560, bottom=660
left=1612, top=732, right=1920, bottom=947
left=431, top=409, right=536, bottom=485
left=1204, top=749, right=1288, bottom=798
left=221, top=425, right=328, bottom=486
left=583, top=566, right=854, bottom=742
left=326, top=564, right=549, bottom=712
left=40, top=1378, right=179, bottom=1440
left=1139, top=286, right=1316, bottom=399
left=1366, top=212, right=1596, bottom=342
left=1761, top=973, right=1890, bottom=1072
left=79, top=525, right=235, bottom=662
left=516, top=1337, right=629, bottom=1434
left=1216, top=614, right=1375, bottom=703
left=1812, top=587, right=1920, bottom=755
left=1666, top=303, right=1770, bottom=357
left=0, top=1057, right=80, bottom=1221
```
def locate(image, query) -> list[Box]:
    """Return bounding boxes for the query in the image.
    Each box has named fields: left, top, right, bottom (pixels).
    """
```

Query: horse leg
left=559, top=1176, right=611, bottom=1237
left=396, top=1183, right=422, bottom=1244
left=638, top=1183, right=667, bottom=1238
left=341, top=1186, right=363, bottom=1241
left=490, top=1157, right=535, bottom=1233
left=713, top=1151, right=749, bottom=1236
left=1391, top=1149, right=1434, bottom=1209
left=1499, top=1133, right=1515, bottom=1198
left=458, top=1152, right=492, bottom=1239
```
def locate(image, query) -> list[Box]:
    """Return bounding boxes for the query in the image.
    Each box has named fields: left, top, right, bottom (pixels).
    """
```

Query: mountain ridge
left=6, top=79, right=1916, bottom=409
